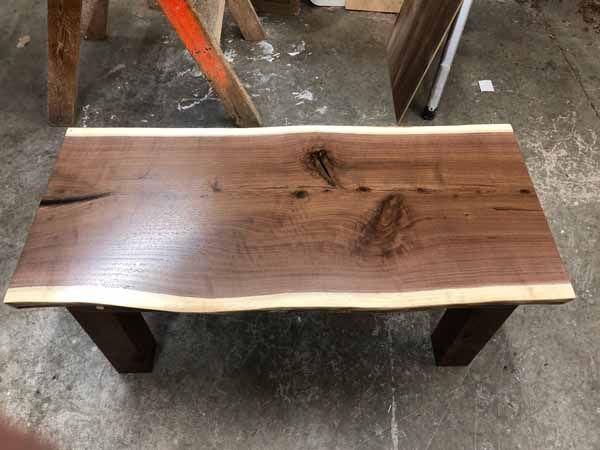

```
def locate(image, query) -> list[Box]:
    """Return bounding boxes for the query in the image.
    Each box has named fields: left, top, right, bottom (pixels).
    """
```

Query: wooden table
left=4, top=125, right=574, bottom=372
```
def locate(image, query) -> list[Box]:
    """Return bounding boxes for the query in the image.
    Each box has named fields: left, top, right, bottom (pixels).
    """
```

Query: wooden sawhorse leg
left=82, top=0, right=110, bottom=40
left=48, top=0, right=108, bottom=125
left=158, top=0, right=262, bottom=127
left=431, top=305, right=516, bottom=366
left=227, top=0, right=266, bottom=41
left=48, top=0, right=83, bottom=125
left=68, top=307, right=156, bottom=373
left=48, top=0, right=262, bottom=127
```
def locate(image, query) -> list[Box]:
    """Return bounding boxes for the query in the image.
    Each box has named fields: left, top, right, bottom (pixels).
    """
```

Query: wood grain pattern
left=48, top=0, right=83, bottom=126
left=346, top=0, right=403, bottom=14
left=387, top=0, right=463, bottom=123
left=82, top=0, right=109, bottom=40
left=190, top=0, right=226, bottom=43
left=227, top=0, right=266, bottom=41
left=5, top=125, right=574, bottom=313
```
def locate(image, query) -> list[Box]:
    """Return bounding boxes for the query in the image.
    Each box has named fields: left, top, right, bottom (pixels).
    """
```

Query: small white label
left=479, top=80, right=495, bottom=92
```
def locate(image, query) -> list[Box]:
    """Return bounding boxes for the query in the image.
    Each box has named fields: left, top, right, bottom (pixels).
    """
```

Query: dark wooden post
left=68, top=307, right=156, bottom=373
left=48, top=0, right=83, bottom=125
left=82, top=0, right=110, bottom=40
left=431, top=305, right=516, bottom=366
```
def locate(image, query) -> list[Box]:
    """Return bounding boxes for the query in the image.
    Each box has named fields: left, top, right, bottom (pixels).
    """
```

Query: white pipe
left=425, top=0, right=474, bottom=117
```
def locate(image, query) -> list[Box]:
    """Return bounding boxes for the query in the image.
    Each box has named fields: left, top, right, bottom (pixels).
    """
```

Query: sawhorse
left=48, top=0, right=265, bottom=127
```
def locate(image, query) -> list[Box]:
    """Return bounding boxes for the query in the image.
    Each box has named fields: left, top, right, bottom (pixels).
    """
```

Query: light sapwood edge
left=4, top=283, right=575, bottom=313
left=65, top=124, right=514, bottom=138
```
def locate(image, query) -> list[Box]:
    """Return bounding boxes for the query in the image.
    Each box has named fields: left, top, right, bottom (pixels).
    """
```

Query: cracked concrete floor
left=1, top=0, right=599, bottom=449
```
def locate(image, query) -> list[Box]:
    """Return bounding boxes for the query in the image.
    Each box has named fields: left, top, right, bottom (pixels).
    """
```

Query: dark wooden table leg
left=68, top=307, right=156, bottom=373
left=48, top=0, right=83, bottom=125
left=431, top=305, right=516, bottom=366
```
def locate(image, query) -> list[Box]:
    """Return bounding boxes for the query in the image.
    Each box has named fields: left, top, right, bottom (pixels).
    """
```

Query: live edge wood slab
left=4, top=125, right=574, bottom=372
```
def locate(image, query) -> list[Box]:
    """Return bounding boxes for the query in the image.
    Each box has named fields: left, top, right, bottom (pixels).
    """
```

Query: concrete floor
left=1, top=0, right=599, bottom=448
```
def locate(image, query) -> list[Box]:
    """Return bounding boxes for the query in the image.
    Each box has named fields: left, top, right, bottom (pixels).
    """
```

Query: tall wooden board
left=387, top=0, right=463, bottom=122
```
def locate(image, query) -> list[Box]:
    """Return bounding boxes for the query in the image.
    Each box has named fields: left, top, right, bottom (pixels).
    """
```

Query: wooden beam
left=157, top=0, right=262, bottom=127
left=48, top=0, right=83, bottom=126
left=387, top=0, right=463, bottom=122
left=81, top=0, right=109, bottom=40
left=227, top=0, right=266, bottom=41
left=190, top=0, right=226, bottom=43
left=5, top=124, right=574, bottom=313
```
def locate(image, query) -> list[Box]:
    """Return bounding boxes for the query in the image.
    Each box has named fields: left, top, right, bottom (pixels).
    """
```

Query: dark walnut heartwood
left=4, top=125, right=574, bottom=372
left=387, top=0, right=464, bottom=123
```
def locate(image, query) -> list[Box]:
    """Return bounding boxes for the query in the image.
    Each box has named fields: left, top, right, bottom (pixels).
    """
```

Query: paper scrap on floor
left=479, top=80, right=495, bottom=92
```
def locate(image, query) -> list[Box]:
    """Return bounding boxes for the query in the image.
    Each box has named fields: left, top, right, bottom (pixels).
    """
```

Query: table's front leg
left=68, top=307, right=156, bottom=373
left=431, top=305, right=516, bottom=366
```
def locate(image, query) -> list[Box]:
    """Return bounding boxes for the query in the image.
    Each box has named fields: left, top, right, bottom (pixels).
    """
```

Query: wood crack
left=40, top=192, right=112, bottom=207
left=304, top=148, right=340, bottom=187
left=492, top=206, right=536, bottom=212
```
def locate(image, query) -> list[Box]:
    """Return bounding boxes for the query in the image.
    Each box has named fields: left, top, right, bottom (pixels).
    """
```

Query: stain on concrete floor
left=1, top=0, right=599, bottom=449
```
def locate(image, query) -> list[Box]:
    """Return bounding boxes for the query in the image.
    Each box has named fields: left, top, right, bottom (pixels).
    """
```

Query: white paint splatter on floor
left=524, top=112, right=600, bottom=203
left=191, top=67, right=204, bottom=78
left=177, top=68, right=192, bottom=78
left=293, top=90, right=314, bottom=105
left=224, top=48, right=237, bottom=63
left=254, top=71, right=284, bottom=84
left=177, top=87, right=216, bottom=111
left=249, top=41, right=280, bottom=62
left=257, top=41, right=274, bottom=55
left=288, top=40, right=306, bottom=56
left=105, top=64, right=126, bottom=77
left=81, top=104, right=91, bottom=127
left=177, top=67, right=204, bottom=79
